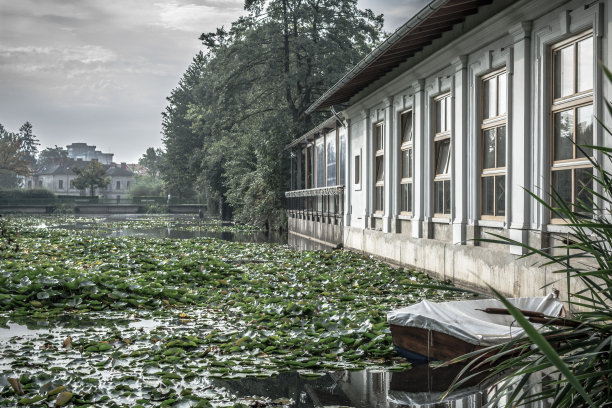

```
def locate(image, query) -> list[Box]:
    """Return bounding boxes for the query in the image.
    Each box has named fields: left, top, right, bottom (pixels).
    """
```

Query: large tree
left=37, top=145, right=69, bottom=169
left=72, top=161, right=110, bottom=197
left=161, top=0, right=383, bottom=228
left=0, top=123, right=34, bottom=188
left=138, top=147, right=164, bottom=176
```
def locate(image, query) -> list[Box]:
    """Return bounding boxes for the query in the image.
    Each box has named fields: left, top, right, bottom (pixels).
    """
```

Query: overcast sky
left=0, top=0, right=428, bottom=163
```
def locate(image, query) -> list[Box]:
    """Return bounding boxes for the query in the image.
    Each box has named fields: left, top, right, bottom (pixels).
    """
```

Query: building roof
left=106, top=166, right=133, bottom=177
left=306, top=0, right=499, bottom=113
left=286, top=113, right=345, bottom=150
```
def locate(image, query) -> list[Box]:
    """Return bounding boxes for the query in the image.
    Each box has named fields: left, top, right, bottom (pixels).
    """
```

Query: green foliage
left=72, top=161, right=110, bottom=197
left=138, top=147, right=164, bottom=176
left=161, top=0, right=384, bottom=228
left=129, top=175, right=164, bottom=197
left=450, top=66, right=612, bottom=407
left=37, top=145, right=69, bottom=169
left=0, top=123, right=32, bottom=185
left=0, top=189, right=56, bottom=205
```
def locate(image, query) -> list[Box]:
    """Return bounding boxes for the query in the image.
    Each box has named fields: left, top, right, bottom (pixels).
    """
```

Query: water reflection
left=108, top=226, right=287, bottom=244
left=217, top=366, right=551, bottom=408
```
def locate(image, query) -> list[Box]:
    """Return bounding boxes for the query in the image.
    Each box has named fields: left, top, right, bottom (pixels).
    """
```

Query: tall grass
left=448, top=66, right=612, bottom=407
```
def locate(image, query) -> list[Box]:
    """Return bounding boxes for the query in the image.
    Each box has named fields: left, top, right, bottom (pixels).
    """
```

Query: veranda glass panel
left=483, top=129, right=496, bottom=169
left=481, top=176, right=494, bottom=216
left=401, top=149, right=411, bottom=179
left=577, top=37, right=593, bottom=93
left=435, top=99, right=444, bottom=133
left=434, top=181, right=444, bottom=214
left=316, top=138, right=325, bottom=187
left=576, top=105, right=593, bottom=158
left=495, top=175, right=505, bottom=216
left=375, top=126, right=384, bottom=151
left=554, top=110, right=574, bottom=161
left=554, top=45, right=575, bottom=99
left=407, top=183, right=412, bottom=213
left=401, top=184, right=408, bottom=212
left=375, top=186, right=384, bottom=212
left=443, top=180, right=451, bottom=214
left=484, top=77, right=497, bottom=118
left=339, top=131, right=346, bottom=185
left=552, top=169, right=572, bottom=206
left=445, top=98, right=451, bottom=132
left=575, top=167, right=592, bottom=211
left=497, top=126, right=506, bottom=167
left=326, top=136, right=336, bottom=186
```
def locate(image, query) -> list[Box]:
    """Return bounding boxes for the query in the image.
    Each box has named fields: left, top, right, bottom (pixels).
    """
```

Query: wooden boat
left=387, top=293, right=564, bottom=363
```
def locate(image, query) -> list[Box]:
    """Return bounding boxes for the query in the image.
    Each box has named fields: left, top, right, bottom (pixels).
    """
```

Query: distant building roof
left=106, top=166, right=133, bottom=177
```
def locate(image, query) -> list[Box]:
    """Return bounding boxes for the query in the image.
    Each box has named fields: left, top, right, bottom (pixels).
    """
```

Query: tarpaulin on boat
left=387, top=294, right=564, bottom=346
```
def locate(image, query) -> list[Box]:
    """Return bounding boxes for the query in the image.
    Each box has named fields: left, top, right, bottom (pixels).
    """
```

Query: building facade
left=287, top=0, right=611, bottom=297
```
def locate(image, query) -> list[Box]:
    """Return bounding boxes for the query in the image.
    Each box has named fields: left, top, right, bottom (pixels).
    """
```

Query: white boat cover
left=387, top=294, right=564, bottom=347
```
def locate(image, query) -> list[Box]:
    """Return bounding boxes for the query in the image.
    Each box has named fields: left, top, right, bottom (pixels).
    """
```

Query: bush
left=0, top=189, right=56, bottom=205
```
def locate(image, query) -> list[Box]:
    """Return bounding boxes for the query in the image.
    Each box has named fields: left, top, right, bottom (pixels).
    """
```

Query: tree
left=72, top=161, right=110, bottom=197
left=18, top=122, right=39, bottom=165
left=138, top=147, right=164, bottom=176
left=0, top=123, right=32, bottom=188
left=37, top=146, right=69, bottom=169
left=160, top=0, right=383, bottom=228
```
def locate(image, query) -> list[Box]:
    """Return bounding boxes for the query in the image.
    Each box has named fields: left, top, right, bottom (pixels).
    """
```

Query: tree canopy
left=0, top=122, right=38, bottom=189
left=160, top=0, right=383, bottom=228
left=72, top=161, right=110, bottom=197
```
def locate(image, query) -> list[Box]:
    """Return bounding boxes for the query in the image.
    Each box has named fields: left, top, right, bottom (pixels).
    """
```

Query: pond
left=0, top=215, right=538, bottom=407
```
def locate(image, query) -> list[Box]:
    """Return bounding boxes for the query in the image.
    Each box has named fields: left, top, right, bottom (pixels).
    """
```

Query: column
left=382, top=96, right=394, bottom=233
left=412, top=80, right=425, bottom=238
left=452, top=56, right=468, bottom=245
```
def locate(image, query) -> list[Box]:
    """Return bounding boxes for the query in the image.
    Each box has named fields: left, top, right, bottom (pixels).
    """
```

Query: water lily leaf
left=54, top=391, right=73, bottom=406
left=47, top=385, right=67, bottom=396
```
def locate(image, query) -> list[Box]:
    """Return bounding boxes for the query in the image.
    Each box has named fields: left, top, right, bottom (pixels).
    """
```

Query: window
left=316, top=137, right=325, bottom=187
left=127, top=181, right=131, bottom=189
left=433, top=94, right=451, bottom=216
left=326, top=130, right=337, bottom=186
left=38, top=180, right=43, bottom=187
left=58, top=180, right=64, bottom=189
left=551, top=32, right=593, bottom=218
left=400, top=110, right=413, bottom=214
left=27, top=180, right=32, bottom=189
left=354, top=154, right=361, bottom=185
left=374, top=123, right=384, bottom=213
left=70, top=180, right=75, bottom=189
left=116, top=181, right=121, bottom=190
left=339, top=131, right=346, bottom=186
left=481, top=69, right=507, bottom=218
left=306, top=145, right=313, bottom=188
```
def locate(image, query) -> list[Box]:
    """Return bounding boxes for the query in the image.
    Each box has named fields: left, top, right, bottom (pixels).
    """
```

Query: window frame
left=433, top=93, right=451, bottom=217
left=480, top=68, right=507, bottom=220
left=399, top=109, right=413, bottom=215
left=374, top=122, right=385, bottom=214
left=550, top=30, right=594, bottom=223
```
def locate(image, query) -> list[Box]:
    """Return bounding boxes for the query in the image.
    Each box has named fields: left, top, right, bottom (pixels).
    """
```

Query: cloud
left=153, top=1, right=243, bottom=31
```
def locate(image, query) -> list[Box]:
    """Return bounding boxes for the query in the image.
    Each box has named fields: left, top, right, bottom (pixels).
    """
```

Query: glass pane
left=575, top=167, right=592, bottom=212
left=498, top=73, right=507, bottom=115
left=300, top=148, right=306, bottom=189
left=552, top=169, right=572, bottom=207
left=484, top=77, right=497, bottom=118
left=339, top=132, right=346, bottom=186
left=401, top=149, right=410, bottom=179
left=435, top=99, right=444, bottom=134
left=376, top=125, right=384, bottom=151
left=482, top=129, right=496, bottom=169
left=554, top=110, right=574, bottom=161
left=435, top=140, right=450, bottom=175
left=407, top=183, right=412, bottom=213
left=445, top=97, right=451, bottom=132
left=375, top=186, right=384, bottom=212
left=401, top=112, right=413, bottom=143
left=497, top=126, right=506, bottom=168
left=316, top=139, right=325, bottom=187
left=375, top=155, right=384, bottom=181
left=408, top=149, right=413, bottom=178
left=434, top=181, right=443, bottom=213
left=354, top=155, right=360, bottom=184
left=554, top=45, right=575, bottom=99
left=444, top=180, right=451, bottom=214
left=326, top=136, right=336, bottom=186
left=495, top=175, right=505, bottom=216
left=401, top=184, right=408, bottom=212
left=307, top=146, right=314, bottom=187
left=576, top=105, right=593, bottom=158
left=481, top=176, right=494, bottom=216
left=577, top=36, right=593, bottom=92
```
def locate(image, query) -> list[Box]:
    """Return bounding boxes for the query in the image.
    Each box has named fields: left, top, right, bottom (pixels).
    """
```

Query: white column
left=452, top=56, right=468, bottom=245
left=382, top=96, right=394, bottom=233
left=412, top=80, right=425, bottom=238
left=344, top=119, right=352, bottom=227
left=362, top=110, right=372, bottom=227
left=508, top=21, right=532, bottom=255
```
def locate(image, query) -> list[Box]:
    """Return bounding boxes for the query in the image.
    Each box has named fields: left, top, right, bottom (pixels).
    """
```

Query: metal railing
left=285, top=186, right=344, bottom=220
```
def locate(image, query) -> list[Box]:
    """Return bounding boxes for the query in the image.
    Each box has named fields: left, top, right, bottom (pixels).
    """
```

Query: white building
left=287, top=0, right=611, bottom=297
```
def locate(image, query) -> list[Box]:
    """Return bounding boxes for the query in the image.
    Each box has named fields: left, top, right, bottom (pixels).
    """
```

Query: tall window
left=339, top=130, right=346, bottom=186
left=551, top=32, right=593, bottom=217
left=58, top=180, right=64, bottom=189
left=116, top=181, right=121, bottom=190
left=433, top=94, right=451, bottom=216
left=326, top=130, right=337, bottom=186
left=481, top=69, right=507, bottom=218
left=400, top=110, right=413, bottom=214
left=306, top=145, right=313, bottom=188
left=316, top=137, right=325, bottom=187
left=374, top=123, right=384, bottom=213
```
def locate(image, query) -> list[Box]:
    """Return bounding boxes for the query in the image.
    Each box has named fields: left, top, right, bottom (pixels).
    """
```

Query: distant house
left=24, top=142, right=134, bottom=199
